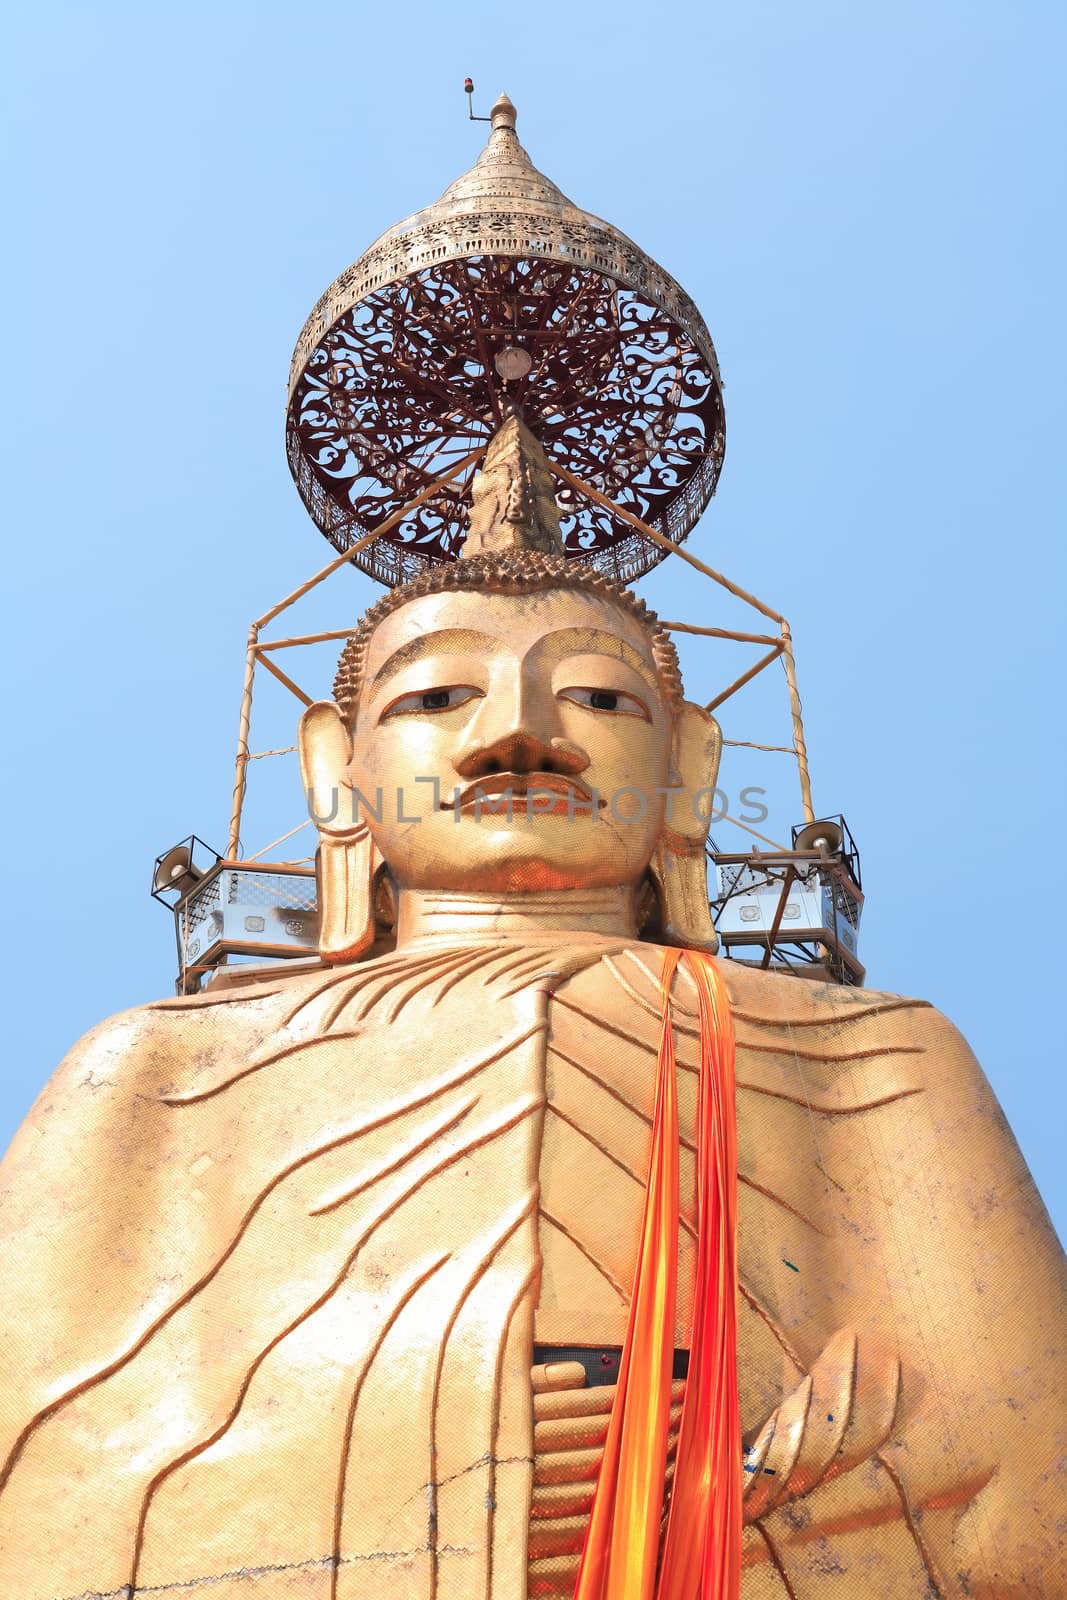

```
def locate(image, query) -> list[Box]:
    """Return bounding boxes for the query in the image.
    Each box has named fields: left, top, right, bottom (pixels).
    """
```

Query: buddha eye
left=381, top=685, right=482, bottom=720
left=559, top=686, right=650, bottom=720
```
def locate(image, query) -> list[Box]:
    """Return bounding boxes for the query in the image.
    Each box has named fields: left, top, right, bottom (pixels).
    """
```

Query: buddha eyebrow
left=369, top=629, right=498, bottom=690
left=540, top=628, right=659, bottom=688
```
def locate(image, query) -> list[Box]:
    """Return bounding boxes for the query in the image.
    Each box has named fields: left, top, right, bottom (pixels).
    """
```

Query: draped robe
left=0, top=939, right=1063, bottom=1598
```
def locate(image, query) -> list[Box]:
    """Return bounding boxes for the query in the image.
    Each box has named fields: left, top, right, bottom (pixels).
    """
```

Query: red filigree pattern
left=287, top=255, right=724, bottom=587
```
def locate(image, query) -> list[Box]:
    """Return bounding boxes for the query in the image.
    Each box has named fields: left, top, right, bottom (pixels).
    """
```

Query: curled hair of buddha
left=332, top=552, right=684, bottom=725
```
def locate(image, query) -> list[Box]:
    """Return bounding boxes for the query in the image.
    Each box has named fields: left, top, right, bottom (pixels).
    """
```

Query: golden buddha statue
left=1, top=415, right=1064, bottom=1600
left=4, top=86, right=1065, bottom=1600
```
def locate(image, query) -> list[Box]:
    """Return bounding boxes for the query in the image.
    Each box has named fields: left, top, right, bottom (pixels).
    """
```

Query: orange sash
left=572, top=949, right=741, bottom=1600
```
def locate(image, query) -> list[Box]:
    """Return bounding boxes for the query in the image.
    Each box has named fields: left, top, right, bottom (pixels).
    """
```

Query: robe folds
left=1, top=939, right=1064, bottom=1599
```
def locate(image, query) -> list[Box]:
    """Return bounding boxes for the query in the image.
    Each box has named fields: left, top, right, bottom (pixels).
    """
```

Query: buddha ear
left=298, top=700, right=352, bottom=836
left=298, top=701, right=377, bottom=964
left=649, top=701, right=722, bottom=952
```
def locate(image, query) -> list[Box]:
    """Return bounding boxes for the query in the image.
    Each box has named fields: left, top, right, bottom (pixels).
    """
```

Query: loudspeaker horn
left=795, top=818, right=844, bottom=856
left=153, top=844, right=204, bottom=897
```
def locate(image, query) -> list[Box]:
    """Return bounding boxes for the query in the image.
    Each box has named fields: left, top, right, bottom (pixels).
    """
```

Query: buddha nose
left=453, top=728, right=590, bottom=781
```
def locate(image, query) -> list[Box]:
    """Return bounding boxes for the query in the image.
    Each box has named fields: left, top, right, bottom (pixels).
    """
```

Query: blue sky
left=1, top=3, right=1064, bottom=1241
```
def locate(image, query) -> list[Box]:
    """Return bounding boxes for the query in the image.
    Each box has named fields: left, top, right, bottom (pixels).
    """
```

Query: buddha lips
left=448, top=773, right=602, bottom=817
left=573, top=950, right=742, bottom=1600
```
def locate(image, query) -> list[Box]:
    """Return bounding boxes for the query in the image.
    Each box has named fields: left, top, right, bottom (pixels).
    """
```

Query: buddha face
left=337, top=585, right=677, bottom=893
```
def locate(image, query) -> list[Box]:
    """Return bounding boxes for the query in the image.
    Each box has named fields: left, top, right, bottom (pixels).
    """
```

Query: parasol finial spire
left=490, top=92, right=517, bottom=133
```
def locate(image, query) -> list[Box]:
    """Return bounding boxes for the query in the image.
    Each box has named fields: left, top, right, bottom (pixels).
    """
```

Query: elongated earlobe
left=316, top=830, right=377, bottom=963
left=650, top=703, right=722, bottom=951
